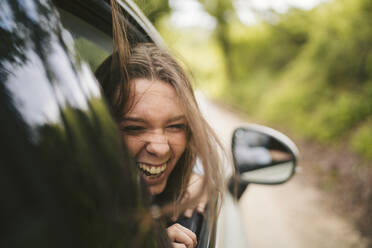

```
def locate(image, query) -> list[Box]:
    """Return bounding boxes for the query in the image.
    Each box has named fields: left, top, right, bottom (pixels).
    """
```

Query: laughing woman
left=95, top=4, right=224, bottom=246
left=95, top=43, right=224, bottom=248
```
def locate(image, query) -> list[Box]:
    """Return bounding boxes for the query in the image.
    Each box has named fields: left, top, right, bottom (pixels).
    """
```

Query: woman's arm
left=183, top=173, right=208, bottom=218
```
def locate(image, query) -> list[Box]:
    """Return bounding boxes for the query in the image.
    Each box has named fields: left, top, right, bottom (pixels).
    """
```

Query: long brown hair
left=96, top=0, right=224, bottom=217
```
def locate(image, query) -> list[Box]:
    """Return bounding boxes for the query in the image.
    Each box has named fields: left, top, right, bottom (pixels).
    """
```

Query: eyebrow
left=167, top=115, right=186, bottom=123
left=122, top=117, right=146, bottom=123
left=122, top=115, right=186, bottom=123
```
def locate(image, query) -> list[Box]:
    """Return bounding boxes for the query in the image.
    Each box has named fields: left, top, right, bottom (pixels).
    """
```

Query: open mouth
left=137, top=162, right=167, bottom=178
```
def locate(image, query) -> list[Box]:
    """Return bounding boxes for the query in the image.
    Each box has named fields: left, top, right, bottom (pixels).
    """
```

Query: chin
left=149, top=183, right=166, bottom=195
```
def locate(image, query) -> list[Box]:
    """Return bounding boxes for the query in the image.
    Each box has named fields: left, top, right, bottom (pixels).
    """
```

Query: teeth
left=137, top=163, right=167, bottom=176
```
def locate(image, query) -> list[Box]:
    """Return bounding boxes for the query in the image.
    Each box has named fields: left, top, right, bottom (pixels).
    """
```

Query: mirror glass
left=232, top=127, right=296, bottom=184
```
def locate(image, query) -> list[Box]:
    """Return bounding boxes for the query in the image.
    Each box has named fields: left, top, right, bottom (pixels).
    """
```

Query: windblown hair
left=95, top=0, right=224, bottom=217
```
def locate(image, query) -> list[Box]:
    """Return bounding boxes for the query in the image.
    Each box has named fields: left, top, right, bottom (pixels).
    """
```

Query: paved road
left=196, top=92, right=368, bottom=248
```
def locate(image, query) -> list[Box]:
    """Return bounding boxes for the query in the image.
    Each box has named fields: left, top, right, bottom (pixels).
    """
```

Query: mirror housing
left=229, top=124, right=299, bottom=199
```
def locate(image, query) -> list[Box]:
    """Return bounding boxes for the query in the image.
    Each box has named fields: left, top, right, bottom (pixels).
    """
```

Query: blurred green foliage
left=197, top=0, right=237, bottom=81
left=227, top=0, right=372, bottom=161
left=132, top=0, right=170, bottom=24
left=152, top=0, right=372, bottom=161
left=74, top=38, right=109, bottom=71
left=157, top=19, right=228, bottom=95
left=352, top=118, right=372, bottom=160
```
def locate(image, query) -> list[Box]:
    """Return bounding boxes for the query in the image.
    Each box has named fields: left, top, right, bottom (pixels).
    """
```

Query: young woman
left=95, top=43, right=224, bottom=247
left=95, top=3, right=224, bottom=248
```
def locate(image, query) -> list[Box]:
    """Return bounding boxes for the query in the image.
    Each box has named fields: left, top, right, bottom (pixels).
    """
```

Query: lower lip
left=140, top=169, right=167, bottom=185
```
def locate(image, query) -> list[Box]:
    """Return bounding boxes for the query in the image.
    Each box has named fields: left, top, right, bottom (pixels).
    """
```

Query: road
left=196, top=92, right=368, bottom=248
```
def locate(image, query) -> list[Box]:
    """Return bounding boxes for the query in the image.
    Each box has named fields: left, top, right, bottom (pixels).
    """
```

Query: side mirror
left=229, top=124, right=299, bottom=199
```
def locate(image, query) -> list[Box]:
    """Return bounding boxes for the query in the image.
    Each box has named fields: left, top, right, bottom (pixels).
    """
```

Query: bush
left=352, top=119, right=372, bottom=160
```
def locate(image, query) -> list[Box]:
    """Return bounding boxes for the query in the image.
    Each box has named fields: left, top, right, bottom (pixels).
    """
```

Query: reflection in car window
left=74, top=38, right=109, bottom=72
left=57, top=8, right=111, bottom=71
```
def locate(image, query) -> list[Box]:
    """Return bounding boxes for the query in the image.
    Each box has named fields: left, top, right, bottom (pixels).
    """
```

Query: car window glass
left=58, top=8, right=111, bottom=71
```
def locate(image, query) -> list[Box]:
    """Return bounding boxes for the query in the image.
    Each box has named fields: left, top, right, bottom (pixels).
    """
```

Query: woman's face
left=119, top=78, right=187, bottom=195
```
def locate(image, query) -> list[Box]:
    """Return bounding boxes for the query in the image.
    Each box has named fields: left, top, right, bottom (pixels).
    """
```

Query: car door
left=0, top=0, right=171, bottom=247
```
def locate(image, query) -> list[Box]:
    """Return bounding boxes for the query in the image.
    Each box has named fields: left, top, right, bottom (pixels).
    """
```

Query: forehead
left=126, top=78, right=184, bottom=117
left=133, top=78, right=176, bottom=98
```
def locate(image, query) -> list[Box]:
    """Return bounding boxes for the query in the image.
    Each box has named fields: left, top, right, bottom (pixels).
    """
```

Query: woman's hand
left=183, top=173, right=208, bottom=218
left=167, top=223, right=197, bottom=248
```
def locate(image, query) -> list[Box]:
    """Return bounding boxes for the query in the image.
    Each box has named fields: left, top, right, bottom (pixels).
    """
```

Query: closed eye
left=121, top=125, right=146, bottom=133
left=167, top=123, right=186, bottom=132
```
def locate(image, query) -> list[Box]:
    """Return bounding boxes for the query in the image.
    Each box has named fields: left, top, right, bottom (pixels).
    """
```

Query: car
left=0, top=0, right=299, bottom=247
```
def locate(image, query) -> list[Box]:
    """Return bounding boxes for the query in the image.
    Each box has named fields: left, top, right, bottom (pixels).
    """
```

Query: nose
left=145, top=133, right=171, bottom=157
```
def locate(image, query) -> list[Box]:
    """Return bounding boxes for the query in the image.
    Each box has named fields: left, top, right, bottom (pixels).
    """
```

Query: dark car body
left=0, top=0, right=171, bottom=247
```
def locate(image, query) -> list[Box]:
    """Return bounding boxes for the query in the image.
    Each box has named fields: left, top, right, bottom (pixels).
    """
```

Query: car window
left=58, top=8, right=111, bottom=71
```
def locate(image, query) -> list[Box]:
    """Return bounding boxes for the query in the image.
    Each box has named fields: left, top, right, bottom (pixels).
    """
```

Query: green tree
left=197, top=0, right=237, bottom=83
left=133, top=0, right=171, bottom=24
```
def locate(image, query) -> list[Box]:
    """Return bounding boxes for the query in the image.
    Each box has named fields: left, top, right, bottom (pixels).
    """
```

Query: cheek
left=122, top=135, right=143, bottom=157
left=170, top=132, right=187, bottom=158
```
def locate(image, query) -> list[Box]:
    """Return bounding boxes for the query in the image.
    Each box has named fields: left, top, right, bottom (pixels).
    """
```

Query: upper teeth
left=138, top=163, right=167, bottom=175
